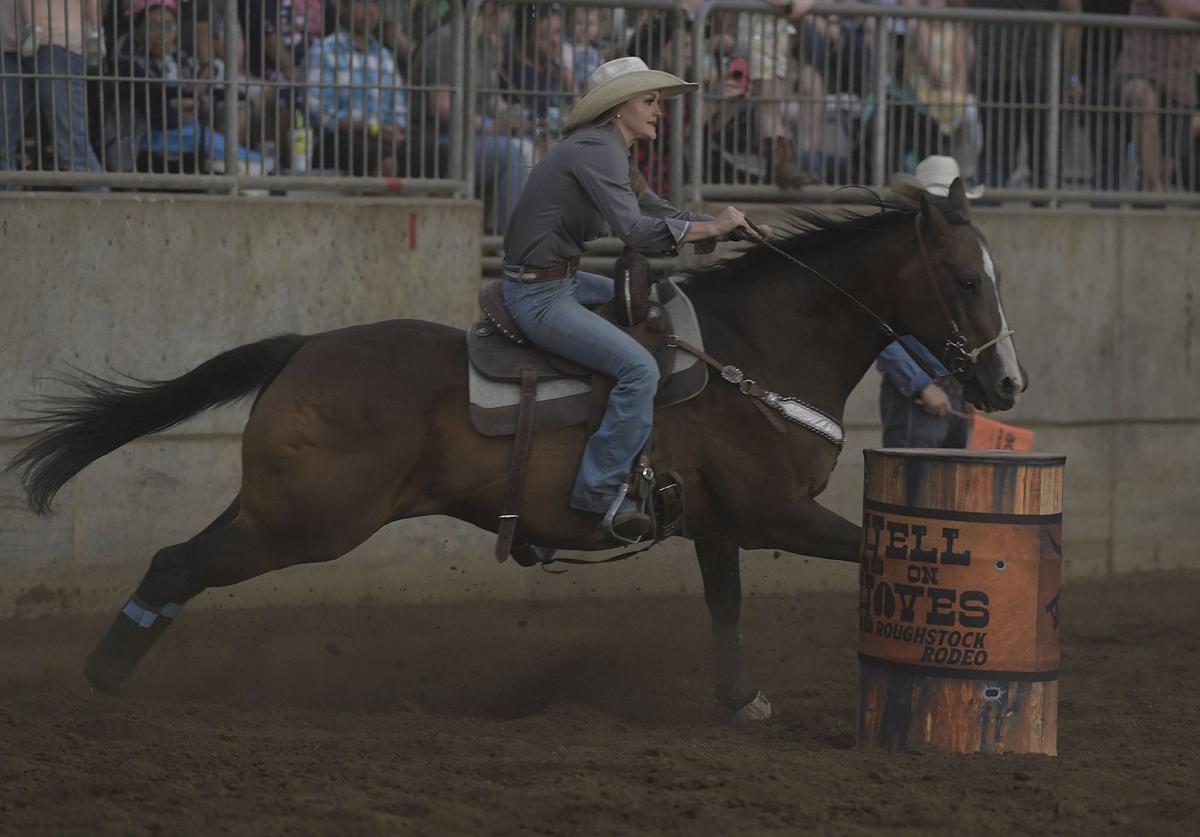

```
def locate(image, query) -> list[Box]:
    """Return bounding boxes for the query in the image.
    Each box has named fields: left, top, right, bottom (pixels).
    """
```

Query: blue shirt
left=876, top=337, right=949, bottom=398
left=305, top=31, right=407, bottom=129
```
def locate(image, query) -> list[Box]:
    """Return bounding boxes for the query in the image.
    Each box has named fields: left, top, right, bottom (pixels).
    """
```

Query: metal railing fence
left=467, top=0, right=1200, bottom=240
left=690, top=2, right=1200, bottom=205
left=1, top=0, right=465, bottom=193
left=3, top=0, right=1199, bottom=210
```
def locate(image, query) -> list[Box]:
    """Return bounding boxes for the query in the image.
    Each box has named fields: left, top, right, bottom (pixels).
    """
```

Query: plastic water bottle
left=289, top=110, right=311, bottom=175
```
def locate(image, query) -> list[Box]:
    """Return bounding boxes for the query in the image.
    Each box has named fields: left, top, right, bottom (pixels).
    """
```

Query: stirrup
left=601, top=484, right=644, bottom=545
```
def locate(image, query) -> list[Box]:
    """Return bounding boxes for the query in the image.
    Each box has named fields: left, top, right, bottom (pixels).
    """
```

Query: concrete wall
left=1, top=196, right=1197, bottom=616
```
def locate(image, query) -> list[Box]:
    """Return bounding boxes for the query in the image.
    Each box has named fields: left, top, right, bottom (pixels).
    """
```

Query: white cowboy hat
left=914, top=155, right=985, bottom=199
left=563, top=57, right=697, bottom=132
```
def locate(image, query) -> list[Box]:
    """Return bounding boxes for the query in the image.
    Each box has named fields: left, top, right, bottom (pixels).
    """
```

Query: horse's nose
left=996, top=376, right=1020, bottom=405
left=1019, top=363, right=1031, bottom=393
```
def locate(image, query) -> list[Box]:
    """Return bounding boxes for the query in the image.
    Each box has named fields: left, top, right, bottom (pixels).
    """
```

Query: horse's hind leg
left=84, top=502, right=313, bottom=694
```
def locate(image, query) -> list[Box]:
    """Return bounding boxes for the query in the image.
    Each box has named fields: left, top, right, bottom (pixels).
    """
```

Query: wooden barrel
left=857, top=449, right=1065, bottom=755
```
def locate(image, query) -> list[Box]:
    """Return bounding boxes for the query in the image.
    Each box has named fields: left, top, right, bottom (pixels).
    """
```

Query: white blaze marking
left=980, top=242, right=1023, bottom=391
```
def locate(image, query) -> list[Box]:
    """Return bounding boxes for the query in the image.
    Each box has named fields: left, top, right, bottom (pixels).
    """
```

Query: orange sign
left=970, top=414, right=1035, bottom=451
left=858, top=503, right=1062, bottom=678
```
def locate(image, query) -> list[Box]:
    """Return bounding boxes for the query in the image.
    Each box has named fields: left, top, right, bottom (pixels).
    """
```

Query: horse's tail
left=6, top=334, right=307, bottom=515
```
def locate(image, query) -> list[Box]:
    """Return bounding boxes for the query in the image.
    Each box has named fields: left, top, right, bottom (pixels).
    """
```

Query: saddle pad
left=468, top=276, right=709, bottom=437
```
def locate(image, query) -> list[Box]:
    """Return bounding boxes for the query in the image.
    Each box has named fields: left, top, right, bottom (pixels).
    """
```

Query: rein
left=739, top=219, right=937, bottom=381
left=534, top=212, right=1014, bottom=573
left=743, top=216, right=1011, bottom=382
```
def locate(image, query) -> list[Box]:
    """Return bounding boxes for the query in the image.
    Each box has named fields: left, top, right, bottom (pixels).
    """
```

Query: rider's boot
left=602, top=487, right=652, bottom=543
left=767, top=137, right=817, bottom=190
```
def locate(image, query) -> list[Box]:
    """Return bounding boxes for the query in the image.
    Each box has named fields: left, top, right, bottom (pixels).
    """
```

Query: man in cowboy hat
left=876, top=155, right=979, bottom=448
left=501, top=56, right=756, bottom=541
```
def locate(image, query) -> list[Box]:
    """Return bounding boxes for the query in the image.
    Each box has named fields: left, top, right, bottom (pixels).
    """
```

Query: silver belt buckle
left=502, top=266, right=533, bottom=282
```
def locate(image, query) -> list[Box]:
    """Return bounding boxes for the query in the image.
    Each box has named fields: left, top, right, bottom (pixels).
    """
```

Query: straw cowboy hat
left=914, top=155, right=985, bottom=200
left=563, top=57, right=697, bottom=133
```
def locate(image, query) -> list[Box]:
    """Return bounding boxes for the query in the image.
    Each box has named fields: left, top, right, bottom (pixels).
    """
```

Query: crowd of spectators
left=2, top=0, right=1199, bottom=221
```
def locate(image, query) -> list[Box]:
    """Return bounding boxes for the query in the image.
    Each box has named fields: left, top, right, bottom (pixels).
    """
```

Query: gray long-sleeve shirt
left=502, top=123, right=714, bottom=269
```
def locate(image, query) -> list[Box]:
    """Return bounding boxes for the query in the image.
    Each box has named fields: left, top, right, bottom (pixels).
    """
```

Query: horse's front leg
left=741, top=499, right=863, bottom=563
left=695, top=535, right=773, bottom=721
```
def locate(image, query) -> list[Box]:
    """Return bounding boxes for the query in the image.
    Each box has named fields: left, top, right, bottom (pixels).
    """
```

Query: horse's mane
left=681, top=184, right=969, bottom=289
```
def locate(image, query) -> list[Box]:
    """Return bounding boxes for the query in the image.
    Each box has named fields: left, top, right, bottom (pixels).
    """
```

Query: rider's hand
left=915, top=383, right=952, bottom=417
left=713, top=205, right=750, bottom=239
left=727, top=222, right=772, bottom=241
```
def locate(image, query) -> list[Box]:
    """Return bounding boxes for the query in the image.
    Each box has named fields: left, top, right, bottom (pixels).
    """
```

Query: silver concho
left=721, top=365, right=744, bottom=385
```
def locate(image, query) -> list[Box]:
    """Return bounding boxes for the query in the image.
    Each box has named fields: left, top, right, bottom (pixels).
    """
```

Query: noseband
left=912, top=214, right=1014, bottom=378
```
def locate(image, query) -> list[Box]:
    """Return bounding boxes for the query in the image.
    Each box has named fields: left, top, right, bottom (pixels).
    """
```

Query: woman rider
left=502, top=57, right=756, bottom=542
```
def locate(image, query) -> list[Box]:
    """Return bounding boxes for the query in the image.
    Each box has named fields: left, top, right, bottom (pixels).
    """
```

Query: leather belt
left=502, top=257, right=579, bottom=284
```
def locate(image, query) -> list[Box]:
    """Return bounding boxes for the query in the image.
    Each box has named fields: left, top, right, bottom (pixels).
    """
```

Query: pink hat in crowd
left=125, top=0, right=178, bottom=17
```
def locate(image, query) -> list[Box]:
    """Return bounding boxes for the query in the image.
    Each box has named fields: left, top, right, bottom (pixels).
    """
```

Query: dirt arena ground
left=1, top=570, right=1197, bottom=836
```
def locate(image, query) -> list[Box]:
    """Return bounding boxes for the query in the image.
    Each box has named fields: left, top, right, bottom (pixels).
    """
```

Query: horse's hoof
left=730, top=690, right=772, bottom=722
left=84, top=657, right=124, bottom=697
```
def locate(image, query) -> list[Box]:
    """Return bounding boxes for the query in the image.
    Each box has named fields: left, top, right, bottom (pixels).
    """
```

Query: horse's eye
left=955, top=277, right=978, bottom=292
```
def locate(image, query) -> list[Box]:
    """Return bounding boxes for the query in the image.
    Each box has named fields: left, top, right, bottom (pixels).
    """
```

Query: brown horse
left=7, top=181, right=1024, bottom=718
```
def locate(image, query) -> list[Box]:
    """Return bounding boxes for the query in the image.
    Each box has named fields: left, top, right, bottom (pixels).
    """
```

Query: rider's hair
left=563, top=103, right=649, bottom=200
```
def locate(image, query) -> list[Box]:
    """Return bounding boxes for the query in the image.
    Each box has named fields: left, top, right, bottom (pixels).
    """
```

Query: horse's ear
left=920, top=190, right=953, bottom=239
left=948, top=178, right=970, bottom=219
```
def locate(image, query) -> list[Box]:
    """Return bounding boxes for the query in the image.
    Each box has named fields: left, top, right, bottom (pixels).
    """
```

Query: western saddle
left=466, top=249, right=699, bottom=564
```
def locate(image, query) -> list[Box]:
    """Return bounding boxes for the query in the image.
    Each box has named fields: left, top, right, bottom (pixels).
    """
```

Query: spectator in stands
left=242, top=0, right=328, bottom=85
left=178, top=0, right=234, bottom=72
left=0, top=0, right=106, bottom=178
left=860, top=0, right=910, bottom=89
left=701, top=9, right=767, bottom=184
left=1116, top=0, right=1200, bottom=191
left=379, top=0, right=414, bottom=63
left=174, top=0, right=280, bottom=164
left=415, top=0, right=533, bottom=235
left=305, top=0, right=409, bottom=176
left=563, top=4, right=606, bottom=91
left=898, top=0, right=982, bottom=179
left=1078, top=0, right=1131, bottom=191
left=114, top=0, right=257, bottom=172
left=959, top=0, right=1082, bottom=190
left=500, top=3, right=566, bottom=124
left=625, top=16, right=686, bottom=197
left=786, top=15, right=836, bottom=183
left=736, top=0, right=817, bottom=188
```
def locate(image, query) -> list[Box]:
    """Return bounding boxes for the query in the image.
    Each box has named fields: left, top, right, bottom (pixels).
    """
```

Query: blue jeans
left=1, top=47, right=103, bottom=176
left=503, top=270, right=660, bottom=514
left=880, top=378, right=969, bottom=449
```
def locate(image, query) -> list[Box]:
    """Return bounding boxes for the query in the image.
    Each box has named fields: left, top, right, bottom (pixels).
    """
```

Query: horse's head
left=895, top=179, right=1026, bottom=412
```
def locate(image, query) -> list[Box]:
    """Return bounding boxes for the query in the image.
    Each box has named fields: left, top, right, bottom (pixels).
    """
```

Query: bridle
left=743, top=215, right=1013, bottom=384
left=911, top=214, right=1014, bottom=378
